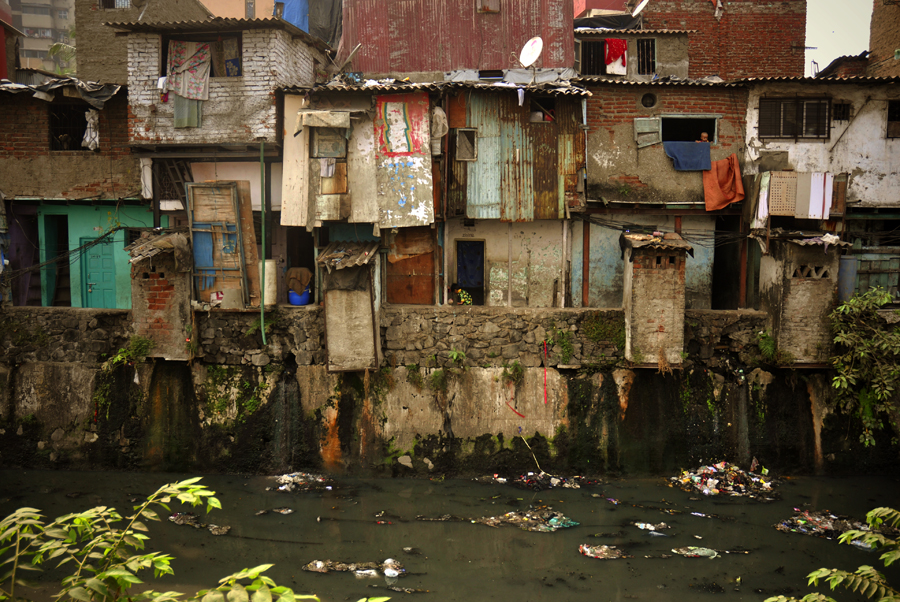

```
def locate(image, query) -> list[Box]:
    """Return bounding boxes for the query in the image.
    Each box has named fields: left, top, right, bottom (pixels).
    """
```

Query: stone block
left=501, top=344, right=519, bottom=359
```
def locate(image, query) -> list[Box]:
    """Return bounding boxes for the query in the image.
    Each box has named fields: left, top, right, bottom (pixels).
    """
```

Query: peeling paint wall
left=446, top=218, right=565, bottom=307
left=745, top=83, right=900, bottom=207
left=584, top=84, right=748, bottom=203
left=571, top=215, right=715, bottom=309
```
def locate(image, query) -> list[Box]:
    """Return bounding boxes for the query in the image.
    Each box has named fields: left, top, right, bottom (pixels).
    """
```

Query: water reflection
left=1, top=470, right=898, bottom=602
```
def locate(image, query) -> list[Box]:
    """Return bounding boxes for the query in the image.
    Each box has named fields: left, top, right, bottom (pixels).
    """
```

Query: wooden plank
left=320, top=162, right=348, bottom=194
left=235, top=180, right=261, bottom=307
left=447, top=92, right=467, bottom=129
left=387, top=253, right=434, bottom=304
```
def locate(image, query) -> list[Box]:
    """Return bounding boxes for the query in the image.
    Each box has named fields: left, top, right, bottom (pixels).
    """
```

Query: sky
left=805, top=0, right=873, bottom=76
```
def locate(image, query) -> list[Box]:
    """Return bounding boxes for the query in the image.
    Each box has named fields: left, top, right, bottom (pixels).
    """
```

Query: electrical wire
left=2, top=227, right=123, bottom=283
left=578, top=213, right=748, bottom=249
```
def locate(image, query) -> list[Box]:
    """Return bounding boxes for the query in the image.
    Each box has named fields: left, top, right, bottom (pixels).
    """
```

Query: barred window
left=578, top=41, right=607, bottom=76
left=637, top=38, right=656, bottom=76
left=759, top=98, right=830, bottom=139
left=100, top=0, right=130, bottom=8
left=888, top=100, right=900, bottom=139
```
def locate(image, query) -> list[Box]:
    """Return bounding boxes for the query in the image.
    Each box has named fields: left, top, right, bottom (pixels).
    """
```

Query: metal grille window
left=579, top=41, right=606, bottom=75
left=49, top=104, right=89, bottom=151
left=637, top=38, right=656, bottom=75
left=759, top=98, right=830, bottom=139
left=100, top=0, right=130, bottom=8
left=833, top=102, right=850, bottom=121
left=888, top=100, right=900, bottom=138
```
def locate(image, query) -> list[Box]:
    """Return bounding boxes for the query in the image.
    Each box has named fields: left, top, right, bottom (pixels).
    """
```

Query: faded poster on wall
left=374, top=93, right=434, bottom=228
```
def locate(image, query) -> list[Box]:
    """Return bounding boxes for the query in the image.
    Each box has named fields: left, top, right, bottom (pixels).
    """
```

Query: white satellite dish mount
left=517, top=36, right=543, bottom=84
left=632, top=0, right=650, bottom=17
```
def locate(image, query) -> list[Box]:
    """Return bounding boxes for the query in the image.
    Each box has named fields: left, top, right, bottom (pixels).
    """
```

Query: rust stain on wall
left=613, top=369, right=634, bottom=422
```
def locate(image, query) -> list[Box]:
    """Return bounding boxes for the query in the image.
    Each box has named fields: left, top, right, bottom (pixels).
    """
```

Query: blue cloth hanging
left=663, top=141, right=712, bottom=171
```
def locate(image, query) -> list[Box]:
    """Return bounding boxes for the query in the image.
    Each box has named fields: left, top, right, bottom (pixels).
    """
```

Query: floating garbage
left=671, top=546, right=718, bottom=559
left=774, top=509, right=867, bottom=539
left=472, top=505, right=580, bottom=533
left=267, top=472, right=337, bottom=493
left=168, top=512, right=230, bottom=536
left=669, top=461, right=779, bottom=501
left=302, top=558, right=405, bottom=576
left=272, top=507, right=294, bottom=515
left=579, top=544, right=629, bottom=559
left=634, top=521, right=669, bottom=530
left=474, top=472, right=600, bottom=491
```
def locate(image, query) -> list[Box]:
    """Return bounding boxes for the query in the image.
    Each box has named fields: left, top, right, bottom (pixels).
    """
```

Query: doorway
left=81, top=237, right=116, bottom=308
left=456, top=240, right=484, bottom=305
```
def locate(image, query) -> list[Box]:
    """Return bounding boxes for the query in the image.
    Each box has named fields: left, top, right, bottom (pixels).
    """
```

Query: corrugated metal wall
left=341, top=0, right=574, bottom=73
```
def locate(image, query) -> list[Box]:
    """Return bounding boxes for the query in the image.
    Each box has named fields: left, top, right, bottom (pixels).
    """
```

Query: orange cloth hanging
left=703, top=153, right=745, bottom=211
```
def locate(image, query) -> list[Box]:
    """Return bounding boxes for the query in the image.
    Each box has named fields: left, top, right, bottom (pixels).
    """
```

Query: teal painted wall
left=37, top=205, right=165, bottom=309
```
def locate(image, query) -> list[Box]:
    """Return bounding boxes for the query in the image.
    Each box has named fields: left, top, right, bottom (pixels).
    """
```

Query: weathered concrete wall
left=624, top=246, right=687, bottom=366
left=127, top=29, right=325, bottom=145
left=584, top=84, right=748, bottom=203
left=745, top=82, right=900, bottom=208
left=445, top=218, right=567, bottom=308
left=759, top=241, right=839, bottom=364
left=76, top=0, right=213, bottom=85
left=1, top=306, right=896, bottom=476
left=131, top=253, right=192, bottom=361
left=0, top=94, right=140, bottom=199
left=867, top=0, right=900, bottom=78
left=576, top=32, right=689, bottom=81
left=571, top=215, right=715, bottom=309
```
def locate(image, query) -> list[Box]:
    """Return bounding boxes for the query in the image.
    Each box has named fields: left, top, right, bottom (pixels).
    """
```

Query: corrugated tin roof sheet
left=621, top=232, right=694, bottom=253
left=317, top=240, right=381, bottom=272
left=573, top=76, right=741, bottom=87
left=575, top=28, right=693, bottom=34
left=103, top=17, right=331, bottom=53
left=284, top=81, right=591, bottom=96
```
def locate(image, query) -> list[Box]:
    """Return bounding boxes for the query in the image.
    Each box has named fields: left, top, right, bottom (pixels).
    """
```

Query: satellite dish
left=632, top=0, right=650, bottom=17
left=519, top=36, right=543, bottom=68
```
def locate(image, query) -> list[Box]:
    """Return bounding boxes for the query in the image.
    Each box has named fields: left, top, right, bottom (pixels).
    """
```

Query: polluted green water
left=1, top=469, right=899, bottom=602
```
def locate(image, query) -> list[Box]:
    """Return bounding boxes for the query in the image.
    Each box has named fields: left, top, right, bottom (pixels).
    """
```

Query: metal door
left=82, top=238, right=116, bottom=308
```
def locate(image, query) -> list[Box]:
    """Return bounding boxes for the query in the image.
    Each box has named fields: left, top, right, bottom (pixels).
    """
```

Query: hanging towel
left=663, top=141, right=711, bottom=171
left=605, top=39, right=627, bottom=66
left=703, top=153, right=745, bottom=211
left=319, top=157, right=336, bottom=177
left=167, top=40, right=211, bottom=101
left=82, top=109, right=99, bottom=150
left=286, top=267, right=314, bottom=294
left=173, top=93, right=202, bottom=128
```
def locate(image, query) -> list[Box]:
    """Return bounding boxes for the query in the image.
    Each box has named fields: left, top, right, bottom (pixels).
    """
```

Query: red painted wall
left=640, top=0, right=806, bottom=79
left=0, top=28, right=8, bottom=80
left=340, top=0, right=574, bottom=73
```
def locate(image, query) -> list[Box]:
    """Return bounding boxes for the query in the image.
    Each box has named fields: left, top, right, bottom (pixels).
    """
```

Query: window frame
left=888, top=100, right=900, bottom=139
left=100, top=0, right=131, bottom=8
left=576, top=39, right=608, bottom=76
left=455, top=128, right=478, bottom=161
left=48, top=102, right=91, bottom=152
left=636, top=38, right=656, bottom=76
left=758, top=97, right=831, bottom=140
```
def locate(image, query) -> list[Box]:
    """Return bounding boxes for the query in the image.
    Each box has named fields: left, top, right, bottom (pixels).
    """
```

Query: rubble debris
left=671, top=546, right=718, bottom=559
left=774, top=508, right=898, bottom=547
left=255, top=510, right=268, bottom=516
left=474, top=472, right=600, bottom=491
left=168, top=512, right=231, bottom=536
left=266, top=472, right=337, bottom=493
left=579, top=544, right=629, bottom=559
left=669, top=461, right=779, bottom=501
left=302, top=558, right=405, bottom=576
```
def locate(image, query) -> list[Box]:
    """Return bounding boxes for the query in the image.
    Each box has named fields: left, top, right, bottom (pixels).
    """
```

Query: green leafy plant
left=548, top=323, right=574, bottom=364
left=449, top=349, right=467, bottom=366
left=582, top=312, right=626, bottom=351
left=501, top=361, right=525, bottom=387
left=0, top=478, right=317, bottom=602
left=764, top=507, right=899, bottom=602
left=92, top=336, right=154, bottom=421
left=757, top=331, right=795, bottom=366
left=830, top=288, right=900, bottom=446
left=429, top=369, right=447, bottom=393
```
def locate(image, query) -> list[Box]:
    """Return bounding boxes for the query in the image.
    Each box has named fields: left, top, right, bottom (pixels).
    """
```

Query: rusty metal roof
left=284, top=80, right=591, bottom=96
left=740, top=76, right=900, bottom=84
left=317, top=240, right=381, bottom=272
left=103, top=17, right=331, bottom=53
left=573, top=76, right=741, bottom=87
left=574, top=28, right=693, bottom=35
left=621, top=232, right=694, bottom=254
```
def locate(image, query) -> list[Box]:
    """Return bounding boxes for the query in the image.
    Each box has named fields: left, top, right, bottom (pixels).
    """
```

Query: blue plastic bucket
left=288, top=287, right=310, bottom=306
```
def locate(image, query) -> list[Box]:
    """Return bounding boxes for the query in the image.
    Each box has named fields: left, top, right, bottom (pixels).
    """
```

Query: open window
left=576, top=40, right=608, bottom=76
left=100, top=0, right=130, bottom=7
left=888, top=100, right=900, bottom=139
left=49, top=103, right=89, bottom=151
left=759, top=98, right=830, bottom=139
left=456, top=129, right=477, bottom=161
left=661, top=116, right=717, bottom=142
left=529, top=97, right=556, bottom=123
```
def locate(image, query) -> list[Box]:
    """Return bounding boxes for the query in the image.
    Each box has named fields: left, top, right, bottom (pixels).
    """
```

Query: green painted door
left=81, top=238, right=116, bottom=308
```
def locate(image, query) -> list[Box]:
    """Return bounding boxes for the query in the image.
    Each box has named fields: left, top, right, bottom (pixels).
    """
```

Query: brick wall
left=624, top=247, right=687, bottom=366
left=127, top=30, right=323, bottom=145
left=583, top=83, right=748, bottom=202
left=641, top=0, right=806, bottom=79
left=867, top=0, right=900, bottom=78
left=0, top=94, right=140, bottom=199
left=131, top=254, right=192, bottom=361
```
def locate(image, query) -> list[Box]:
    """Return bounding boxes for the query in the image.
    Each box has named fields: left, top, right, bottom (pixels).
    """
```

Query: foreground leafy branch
left=0, top=478, right=321, bottom=602
left=765, top=507, right=900, bottom=602
left=829, top=288, right=900, bottom=446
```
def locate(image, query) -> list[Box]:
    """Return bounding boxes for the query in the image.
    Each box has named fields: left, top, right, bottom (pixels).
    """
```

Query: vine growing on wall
left=92, top=336, right=154, bottom=421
